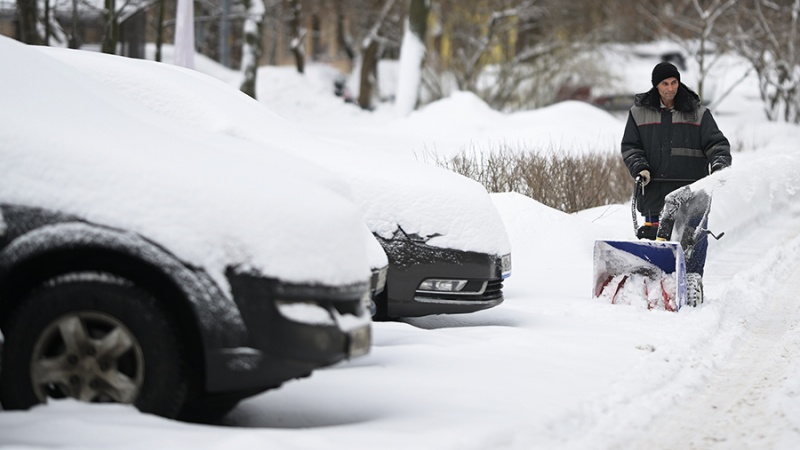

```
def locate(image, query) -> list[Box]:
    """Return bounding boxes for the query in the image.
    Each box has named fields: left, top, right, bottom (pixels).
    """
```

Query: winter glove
left=711, top=161, right=728, bottom=174
left=638, top=170, right=651, bottom=186
left=710, top=155, right=732, bottom=173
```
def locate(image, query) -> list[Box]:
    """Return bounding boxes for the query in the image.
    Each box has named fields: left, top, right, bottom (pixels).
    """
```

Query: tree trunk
left=358, top=39, right=379, bottom=109
left=69, top=0, right=80, bottom=48
left=268, top=0, right=281, bottom=65
left=174, top=0, right=196, bottom=68
left=335, top=0, right=355, bottom=69
left=289, top=0, right=305, bottom=74
left=155, top=0, right=166, bottom=62
left=16, top=0, right=43, bottom=45
left=43, top=0, right=51, bottom=45
left=240, top=0, right=266, bottom=98
left=356, top=0, right=397, bottom=109
left=101, top=0, right=119, bottom=54
left=395, top=0, right=430, bottom=116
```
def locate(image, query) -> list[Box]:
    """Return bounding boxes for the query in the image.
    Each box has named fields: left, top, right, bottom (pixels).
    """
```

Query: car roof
left=0, top=36, right=371, bottom=288
left=38, top=46, right=511, bottom=257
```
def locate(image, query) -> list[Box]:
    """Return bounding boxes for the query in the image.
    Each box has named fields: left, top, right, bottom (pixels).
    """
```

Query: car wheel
left=0, top=276, right=188, bottom=418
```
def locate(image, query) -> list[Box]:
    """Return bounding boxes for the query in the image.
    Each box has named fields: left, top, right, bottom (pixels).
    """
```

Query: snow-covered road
left=624, top=204, right=800, bottom=449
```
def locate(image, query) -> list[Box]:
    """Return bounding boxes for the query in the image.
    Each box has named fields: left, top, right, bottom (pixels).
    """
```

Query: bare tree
left=730, top=0, right=800, bottom=123
left=422, top=0, right=612, bottom=111
left=639, top=0, right=738, bottom=102
left=446, top=0, right=546, bottom=93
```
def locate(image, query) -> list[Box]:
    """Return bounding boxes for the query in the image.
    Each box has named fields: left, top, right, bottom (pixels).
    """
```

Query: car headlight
left=418, top=279, right=468, bottom=292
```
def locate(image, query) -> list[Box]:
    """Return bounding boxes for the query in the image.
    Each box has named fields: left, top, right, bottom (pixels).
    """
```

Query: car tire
left=0, top=276, right=188, bottom=418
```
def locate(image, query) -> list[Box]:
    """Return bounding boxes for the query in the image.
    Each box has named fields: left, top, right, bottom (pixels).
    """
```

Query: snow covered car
left=38, top=47, right=513, bottom=319
left=0, top=37, right=374, bottom=421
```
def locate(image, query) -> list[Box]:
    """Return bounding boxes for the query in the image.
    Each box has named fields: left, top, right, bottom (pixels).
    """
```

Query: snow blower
left=592, top=177, right=723, bottom=311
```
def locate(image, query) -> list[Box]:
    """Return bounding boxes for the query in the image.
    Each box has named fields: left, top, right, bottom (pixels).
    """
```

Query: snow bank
left=1, top=36, right=370, bottom=290
left=490, top=192, right=627, bottom=299
left=694, top=152, right=800, bottom=256
left=396, top=93, right=623, bottom=156
left=40, top=47, right=510, bottom=257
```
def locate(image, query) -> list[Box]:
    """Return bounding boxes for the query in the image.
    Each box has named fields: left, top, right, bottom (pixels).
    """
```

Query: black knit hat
left=651, top=62, right=681, bottom=87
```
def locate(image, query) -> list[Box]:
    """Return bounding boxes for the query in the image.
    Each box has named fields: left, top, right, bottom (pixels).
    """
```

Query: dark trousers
left=647, top=214, right=708, bottom=276
left=685, top=213, right=708, bottom=276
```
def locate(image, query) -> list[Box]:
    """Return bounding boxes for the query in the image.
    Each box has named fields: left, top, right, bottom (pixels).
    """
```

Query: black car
left=38, top=46, right=513, bottom=323
left=374, top=230, right=511, bottom=319
left=0, top=37, right=374, bottom=422
left=0, top=206, right=371, bottom=422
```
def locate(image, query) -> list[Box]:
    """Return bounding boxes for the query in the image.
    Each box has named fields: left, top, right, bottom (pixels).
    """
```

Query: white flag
left=174, top=0, right=195, bottom=69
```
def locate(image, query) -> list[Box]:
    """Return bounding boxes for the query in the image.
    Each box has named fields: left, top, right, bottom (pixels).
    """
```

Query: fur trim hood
left=634, top=82, right=701, bottom=113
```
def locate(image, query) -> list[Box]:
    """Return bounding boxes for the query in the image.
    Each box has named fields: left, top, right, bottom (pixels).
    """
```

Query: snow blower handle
left=635, top=175, right=645, bottom=196
left=632, top=176, right=644, bottom=235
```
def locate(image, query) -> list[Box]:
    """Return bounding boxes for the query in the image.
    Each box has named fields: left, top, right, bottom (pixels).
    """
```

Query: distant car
left=0, top=36, right=374, bottom=422
left=38, top=47, right=513, bottom=320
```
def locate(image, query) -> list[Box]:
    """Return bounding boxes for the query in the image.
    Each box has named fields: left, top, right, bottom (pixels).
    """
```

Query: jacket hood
left=634, top=83, right=701, bottom=113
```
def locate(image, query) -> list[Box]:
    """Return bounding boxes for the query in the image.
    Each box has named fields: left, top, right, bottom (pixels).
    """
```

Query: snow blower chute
left=593, top=177, right=722, bottom=311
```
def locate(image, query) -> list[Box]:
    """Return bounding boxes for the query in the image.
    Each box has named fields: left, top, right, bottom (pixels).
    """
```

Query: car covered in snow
left=0, top=36, right=376, bottom=421
left=38, top=47, right=514, bottom=319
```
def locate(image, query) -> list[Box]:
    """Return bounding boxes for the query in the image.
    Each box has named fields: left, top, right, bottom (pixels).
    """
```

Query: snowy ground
left=2, top=44, right=800, bottom=449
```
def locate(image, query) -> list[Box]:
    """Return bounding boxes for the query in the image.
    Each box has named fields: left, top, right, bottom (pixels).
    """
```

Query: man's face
left=657, top=77, right=679, bottom=104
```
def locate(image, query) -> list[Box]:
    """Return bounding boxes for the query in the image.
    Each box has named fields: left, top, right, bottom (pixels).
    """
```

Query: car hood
left=0, top=36, right=374, bottom=292
left=37, top=47, right=512, bottom=257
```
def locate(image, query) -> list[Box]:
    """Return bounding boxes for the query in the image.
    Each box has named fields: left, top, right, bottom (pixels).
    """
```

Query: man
left=620, top=61, right=732, bottom=305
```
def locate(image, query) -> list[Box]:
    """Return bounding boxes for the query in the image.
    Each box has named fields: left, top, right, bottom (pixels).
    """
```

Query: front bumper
left=376, top=231, right=511, bottom=318
left=204, top=270, right=371, bottom=393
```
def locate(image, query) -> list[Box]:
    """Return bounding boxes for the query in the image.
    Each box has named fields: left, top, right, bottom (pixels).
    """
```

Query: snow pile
left=695, top=153, right=800, bottom=254
left=1, top=36, right=371, bottom=290
left=40, top=47, right=510, bottom=257
left=491, top=192, right=625, bottom=299
left=148, top=44, right=626, bottom=159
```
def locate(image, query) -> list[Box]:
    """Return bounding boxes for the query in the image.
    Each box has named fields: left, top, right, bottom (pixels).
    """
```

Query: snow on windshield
left=38, top=47, right=511, bottom=257
left=0, top=36, right=371, bottom=291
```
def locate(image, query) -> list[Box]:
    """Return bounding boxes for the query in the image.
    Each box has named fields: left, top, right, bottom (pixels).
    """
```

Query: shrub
left=423, top=143, right=632, bottom=214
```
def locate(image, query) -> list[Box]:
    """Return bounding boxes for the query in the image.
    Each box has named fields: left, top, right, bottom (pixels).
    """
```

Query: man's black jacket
left=621, top=83, right=732, bottom=217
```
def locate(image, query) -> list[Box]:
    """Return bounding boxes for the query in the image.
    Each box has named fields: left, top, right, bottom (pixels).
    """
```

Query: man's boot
left=687, top=272, right=703, bottom=307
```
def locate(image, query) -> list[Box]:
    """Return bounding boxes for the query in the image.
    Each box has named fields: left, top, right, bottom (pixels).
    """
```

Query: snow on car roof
left=37, top=46, right=512, bottom=257
left=0, top=36, right=372, bottom=291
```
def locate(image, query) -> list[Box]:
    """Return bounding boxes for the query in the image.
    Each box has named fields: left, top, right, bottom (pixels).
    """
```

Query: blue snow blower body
left=593, top=178, right=720, bottom=311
